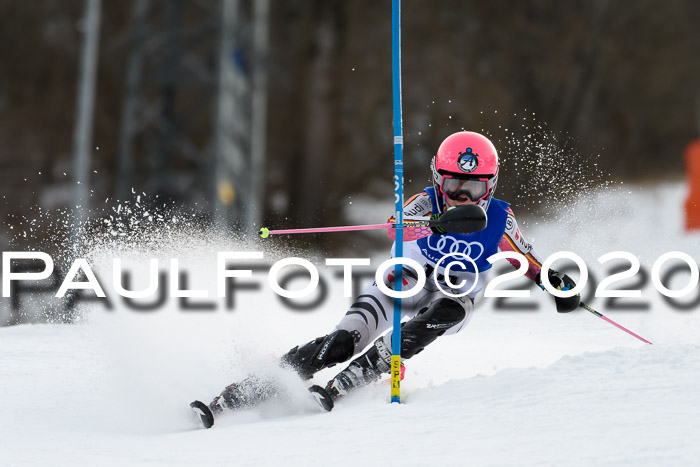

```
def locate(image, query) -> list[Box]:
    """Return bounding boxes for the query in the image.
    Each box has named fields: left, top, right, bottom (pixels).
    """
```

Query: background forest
left=1, top=0, right=699, bottom=254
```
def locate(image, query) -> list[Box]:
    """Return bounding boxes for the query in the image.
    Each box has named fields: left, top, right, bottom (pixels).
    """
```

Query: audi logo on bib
left=427, top=235, right=484, bottom=261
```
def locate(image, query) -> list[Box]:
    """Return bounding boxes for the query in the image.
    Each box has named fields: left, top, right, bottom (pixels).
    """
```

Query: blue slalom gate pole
left=390, top=0, right=404, bottom=404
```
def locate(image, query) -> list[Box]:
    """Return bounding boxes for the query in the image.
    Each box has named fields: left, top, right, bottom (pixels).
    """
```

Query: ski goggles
left=440, top=175, right=489, bottom=202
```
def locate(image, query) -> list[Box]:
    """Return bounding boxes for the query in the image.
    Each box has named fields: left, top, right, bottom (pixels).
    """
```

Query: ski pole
left=579, top=302, right=653, bottom=345
left=259, top=204, right=487, bottom=238
left=259, top=222, right=394, bottom=238
left=390, top=0, right=404, bottom=404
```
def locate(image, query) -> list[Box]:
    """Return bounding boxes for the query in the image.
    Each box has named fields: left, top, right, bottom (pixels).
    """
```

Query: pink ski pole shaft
left=260, top=223, right=393, bottom=237
left=258, top=205, right=488, bottom=239
left=579, top=302, right=653, bottom=345
left=258, top=221, right=434, bottom=238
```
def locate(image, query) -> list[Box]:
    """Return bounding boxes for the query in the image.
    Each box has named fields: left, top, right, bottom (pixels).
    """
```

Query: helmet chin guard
left=431, top=131, right=499, bottom=210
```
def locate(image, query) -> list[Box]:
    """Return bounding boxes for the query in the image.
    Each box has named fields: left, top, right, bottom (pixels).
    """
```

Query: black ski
left=308, top=385, right=334, bottom=412
left=190, top=384, right=334, bottom=429
left=190, top=400, right=215, bottom=429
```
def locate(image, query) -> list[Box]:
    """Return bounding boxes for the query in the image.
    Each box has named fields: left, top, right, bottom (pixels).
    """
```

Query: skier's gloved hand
left=430, top=213, right=447, bottom=235
left=535, top=269, right=580, bottom=313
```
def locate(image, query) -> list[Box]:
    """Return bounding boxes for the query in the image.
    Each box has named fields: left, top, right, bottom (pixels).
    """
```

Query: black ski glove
left=430, top=213, right=447, bottom=235
left=535, top=269, right=580, bottom=313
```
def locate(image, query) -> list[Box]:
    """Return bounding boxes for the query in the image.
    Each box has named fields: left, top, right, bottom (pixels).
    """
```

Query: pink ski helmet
left=430, top=131, right=499, bottom=210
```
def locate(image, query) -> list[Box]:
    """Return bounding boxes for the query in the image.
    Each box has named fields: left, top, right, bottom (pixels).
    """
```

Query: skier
left=194, top=131, right=580, bottom=426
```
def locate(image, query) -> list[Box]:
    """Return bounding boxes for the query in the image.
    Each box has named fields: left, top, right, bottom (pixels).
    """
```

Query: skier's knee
left=281, top=329, right=355, bottom=380
left=400, top=299, right=466, bottom=359
left=421, top=298, right=467, bottom=325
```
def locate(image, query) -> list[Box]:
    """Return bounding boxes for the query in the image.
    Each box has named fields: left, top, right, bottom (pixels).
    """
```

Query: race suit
left=334, top=187, right=545, bottom=353
left=208, top=188, right=552, bottom=411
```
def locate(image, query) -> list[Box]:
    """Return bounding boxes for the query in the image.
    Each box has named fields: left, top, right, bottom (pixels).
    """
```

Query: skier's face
left=440, top=176, right=488, bottom=206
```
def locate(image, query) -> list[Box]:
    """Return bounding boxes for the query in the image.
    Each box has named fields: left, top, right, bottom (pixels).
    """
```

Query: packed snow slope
left=2, top=182, right=700, bottom=466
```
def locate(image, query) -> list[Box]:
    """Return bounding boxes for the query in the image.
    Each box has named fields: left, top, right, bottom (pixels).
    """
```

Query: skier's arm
left=498, top=207, right=580, bottom=312
left=498, top=207, right=544, bottom=281
left=387, top=192, right=435, bottom=241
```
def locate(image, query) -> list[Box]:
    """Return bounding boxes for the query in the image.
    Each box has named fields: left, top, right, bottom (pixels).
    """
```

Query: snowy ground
left=2, top=182, right=700, bottom=466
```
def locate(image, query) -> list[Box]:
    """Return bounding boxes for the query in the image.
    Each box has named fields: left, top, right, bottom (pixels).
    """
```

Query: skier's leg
left=208, top=330, right=356, bottom=413
left=208, top=316, right=372, bottom=413
left=324, top=296, right=473, bottom=398
left=209, top=266, right=425, bottom=412
left=283, top=264, right=426, bottom=380
left=280, top=329, right=356, bottom=380
left=333, top=264, right=426, bottom=353
left=209, top=288, right=403, bottom=412
left=333, top=283, right=396, bottom=353
left=388, top=295, right=473, bottom=359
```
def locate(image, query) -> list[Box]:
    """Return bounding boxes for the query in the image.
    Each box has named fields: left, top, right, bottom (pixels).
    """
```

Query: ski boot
left=191, top=376, right=281, bottom=429
left=324, top=337, right=392, bottom=400
left=211, top=375, right=280, bottom=412
left=324, top=298, right=466, bottom=401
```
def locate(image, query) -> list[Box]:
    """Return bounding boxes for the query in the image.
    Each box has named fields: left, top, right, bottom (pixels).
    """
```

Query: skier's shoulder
left=407, top=191, right=431, bottom=202
left=493, top=200, right=532, bottom=248
left=404, top=191, right=433, bottom=216
left=488, top=197, right=511, bottom=212
left=482, top=197, right=511, bottom=235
